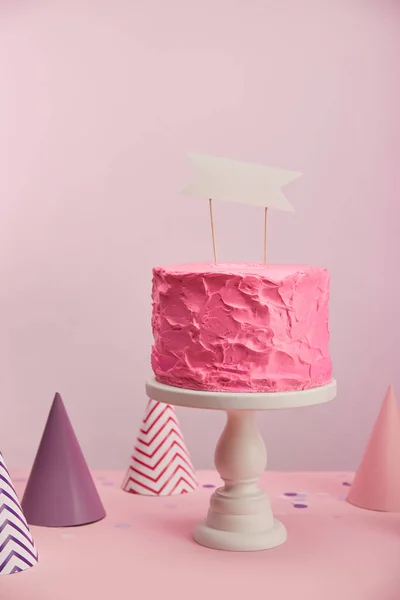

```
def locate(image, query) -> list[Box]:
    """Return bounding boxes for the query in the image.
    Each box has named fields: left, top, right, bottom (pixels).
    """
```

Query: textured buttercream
left=151, top=263, right=332, bottom=393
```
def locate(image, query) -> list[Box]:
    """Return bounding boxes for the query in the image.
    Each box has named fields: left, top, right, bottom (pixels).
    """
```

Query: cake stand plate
left=146, top=378, right=337, bottom=552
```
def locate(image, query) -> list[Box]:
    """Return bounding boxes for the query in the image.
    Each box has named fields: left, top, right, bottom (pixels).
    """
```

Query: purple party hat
left=22, top=393, right=105, bottom=527
left=0, top=452, right=38, bottom=575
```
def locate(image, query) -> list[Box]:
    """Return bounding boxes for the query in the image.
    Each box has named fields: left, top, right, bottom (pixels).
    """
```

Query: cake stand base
left=194, top=518, right=286, bottom=552
left=146, top=378, right=336, bottom=552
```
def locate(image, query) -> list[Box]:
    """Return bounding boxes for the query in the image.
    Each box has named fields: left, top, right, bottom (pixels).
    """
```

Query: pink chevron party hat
left=22, top=393, right=106, bottom=527
left=122, top=399, right=198, bottom=495
left=0, top=452, right=38, bottom=575
left=348, top=385, right=400, bottom=512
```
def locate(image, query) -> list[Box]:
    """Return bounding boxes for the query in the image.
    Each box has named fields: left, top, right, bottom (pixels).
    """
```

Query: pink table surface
left=2, top=471, right=400, bottom=600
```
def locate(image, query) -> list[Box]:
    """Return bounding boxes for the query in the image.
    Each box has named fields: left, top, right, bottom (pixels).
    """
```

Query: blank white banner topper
left=182, top=153, right=302, bottom=211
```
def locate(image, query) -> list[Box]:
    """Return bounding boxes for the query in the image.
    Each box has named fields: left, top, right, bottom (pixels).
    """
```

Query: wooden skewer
left=263, top=206, right=268, bottom=264
left=209, top=198, right=218, bottom=263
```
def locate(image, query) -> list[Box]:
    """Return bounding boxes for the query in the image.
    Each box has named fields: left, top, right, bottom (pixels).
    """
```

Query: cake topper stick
left=209, top=198, right=218, bottom=263
left=182, top=153, right=301, bottom=263
left=263, top=207, right=268, bottom=264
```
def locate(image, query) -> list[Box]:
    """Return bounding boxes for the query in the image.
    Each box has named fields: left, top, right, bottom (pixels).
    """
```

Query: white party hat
left=0, top=452, right=38, bottom=575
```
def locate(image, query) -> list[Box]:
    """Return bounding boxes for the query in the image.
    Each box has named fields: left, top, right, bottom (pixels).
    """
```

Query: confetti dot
left=342, top=482, right=352, bottom=487
left=284, top=492, right=298, bottom=497
left=115, top=523, right=131, bottom=529
left=293, top=503, right=308, bottom=509
left=202, top=484, right=216, bottom=489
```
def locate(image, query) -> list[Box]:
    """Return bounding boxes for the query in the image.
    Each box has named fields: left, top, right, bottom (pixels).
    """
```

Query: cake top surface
left=154, top=262, right=324, bottom=281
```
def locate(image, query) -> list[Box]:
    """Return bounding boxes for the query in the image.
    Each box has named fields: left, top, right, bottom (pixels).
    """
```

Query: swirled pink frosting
left=151, top=263, right=332, bottom=393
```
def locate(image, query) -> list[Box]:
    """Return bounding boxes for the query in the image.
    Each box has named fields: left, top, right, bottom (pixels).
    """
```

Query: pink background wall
left=1, top=0, right=399, bottom=471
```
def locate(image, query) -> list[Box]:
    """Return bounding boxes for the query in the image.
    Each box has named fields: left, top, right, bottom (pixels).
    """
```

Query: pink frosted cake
left=151, top=262, right=332, bottom=393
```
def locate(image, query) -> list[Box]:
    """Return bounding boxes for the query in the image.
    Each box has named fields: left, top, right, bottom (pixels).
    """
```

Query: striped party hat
left=122, top=399, right=198, bottom=495
left=0, top=452, right=38, bottom=575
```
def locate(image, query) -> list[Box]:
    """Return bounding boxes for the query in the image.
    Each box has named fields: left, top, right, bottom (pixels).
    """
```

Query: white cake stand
left=146, top=377, right=337, bottom=552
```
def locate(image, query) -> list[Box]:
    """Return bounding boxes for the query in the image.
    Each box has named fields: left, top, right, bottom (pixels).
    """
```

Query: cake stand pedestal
left=146, top=377, right=337, bottom=552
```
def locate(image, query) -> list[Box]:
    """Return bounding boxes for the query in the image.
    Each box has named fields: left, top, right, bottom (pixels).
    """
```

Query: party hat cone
left=122, top=399, right=198, bottom=495
left=22, top=393, right=106, bottom=527
left=348, top=385, right=400, bottom=512
left=0, top=452, right=38, bottom=575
